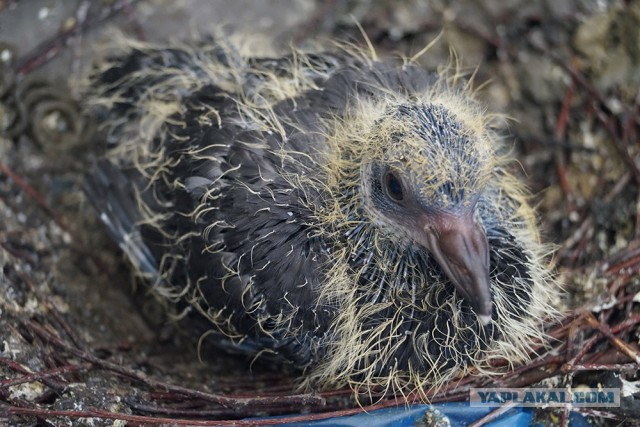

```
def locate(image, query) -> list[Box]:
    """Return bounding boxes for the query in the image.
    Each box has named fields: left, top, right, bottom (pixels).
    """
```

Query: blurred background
left=1, top=0, right=639, bottom=425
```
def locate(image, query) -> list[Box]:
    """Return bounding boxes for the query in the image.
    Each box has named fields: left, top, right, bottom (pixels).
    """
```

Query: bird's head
left=304, top=63, right=554, bottom=395
left=358, top=102, right=496, bottom=324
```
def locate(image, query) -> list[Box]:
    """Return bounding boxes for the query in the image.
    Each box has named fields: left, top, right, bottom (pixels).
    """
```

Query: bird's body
left=86, top=36, right=557, bottom=396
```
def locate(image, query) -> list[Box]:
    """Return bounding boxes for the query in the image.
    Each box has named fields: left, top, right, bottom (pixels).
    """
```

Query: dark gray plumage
left=85, top=36, right=557, bottom=396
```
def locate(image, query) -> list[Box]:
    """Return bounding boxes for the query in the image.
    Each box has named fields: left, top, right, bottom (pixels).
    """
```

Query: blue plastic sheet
left=259, top=402, right=591, bottom=426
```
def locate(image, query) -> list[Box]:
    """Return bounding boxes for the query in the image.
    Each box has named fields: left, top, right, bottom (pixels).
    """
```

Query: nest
left=1, top=1, right=639, bottom=425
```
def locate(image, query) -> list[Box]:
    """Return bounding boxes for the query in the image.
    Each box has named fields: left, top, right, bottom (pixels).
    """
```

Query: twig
left=14, top=0, right=142, bottom=77
left=0, top=363, right=90, bottom=388
left=0, top=162, right=72, bottom=235
left=0, top=161, right=113, bottom=279
left=562, top=363, right=638, bottom=373
left=0, top=356, right=68, bottom=394
left=26, top=320, right=325, bottom=410
left=584, top=313, right=640, bottom=363
left=469, top=402, right=518, bottom=427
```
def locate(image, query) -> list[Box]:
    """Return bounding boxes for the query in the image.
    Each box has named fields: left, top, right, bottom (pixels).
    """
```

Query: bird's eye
left=383, top=171, right=404, bottom=202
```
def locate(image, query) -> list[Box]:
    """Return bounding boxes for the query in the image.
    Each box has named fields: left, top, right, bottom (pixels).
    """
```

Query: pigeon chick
left=85, top=36, right=557, bottom=397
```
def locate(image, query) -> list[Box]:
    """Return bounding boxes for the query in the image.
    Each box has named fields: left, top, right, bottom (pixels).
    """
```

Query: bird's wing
left=85, top=159, right=159, bottom=280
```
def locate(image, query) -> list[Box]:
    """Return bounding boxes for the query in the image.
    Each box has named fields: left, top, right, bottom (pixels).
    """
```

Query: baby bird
left=85, top=36, right=557, bottom=397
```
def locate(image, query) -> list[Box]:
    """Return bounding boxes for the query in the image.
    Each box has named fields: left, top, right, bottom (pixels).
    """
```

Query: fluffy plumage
left=85, top=35, right=557, bottom=397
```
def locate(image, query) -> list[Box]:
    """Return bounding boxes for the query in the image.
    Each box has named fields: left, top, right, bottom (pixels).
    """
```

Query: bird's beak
left=418, top=212, right=493, bottom=325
